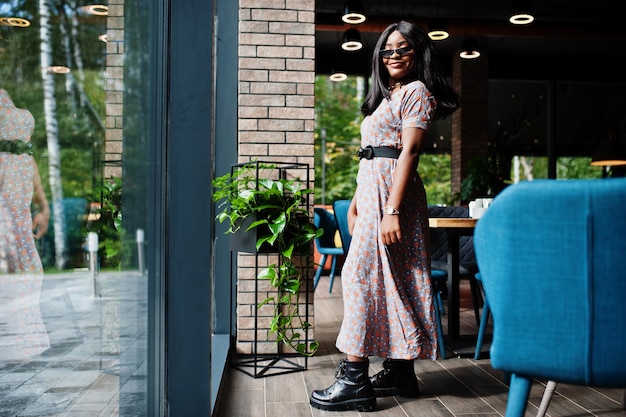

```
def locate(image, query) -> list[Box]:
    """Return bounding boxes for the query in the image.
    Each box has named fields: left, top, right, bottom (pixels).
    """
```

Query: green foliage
left=36, top=148, right=94, bottom=199
left=88, top=177, right=123, bottom=269
left=212, top=163, right=318, bottom=255
left=458, top=152, right=509, bottom=203
left=500, top=156, right=601, bottom=182
left=557, top=157, right=599, bottom=179
left=420, top=154, right=453, bottom=205
left=314, top=76, right=362, bottom=203
left=212, top=162, right=322, bottom=356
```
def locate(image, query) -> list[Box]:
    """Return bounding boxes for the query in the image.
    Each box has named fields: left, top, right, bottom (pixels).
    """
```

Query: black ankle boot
left=310, top=359, right=376, bottom=411
left=369, top=358, right=419, bottom=397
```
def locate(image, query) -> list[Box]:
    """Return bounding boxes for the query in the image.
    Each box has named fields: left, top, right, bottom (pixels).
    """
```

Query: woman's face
left=381, top=30, right=414, bottom=84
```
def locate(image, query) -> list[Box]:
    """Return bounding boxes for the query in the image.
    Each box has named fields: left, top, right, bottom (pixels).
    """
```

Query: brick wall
left=104, top=0, right=124, bottom=179
left=102, top=0, right=317, bottom=355
left=237, top=0, right=317, bottom=354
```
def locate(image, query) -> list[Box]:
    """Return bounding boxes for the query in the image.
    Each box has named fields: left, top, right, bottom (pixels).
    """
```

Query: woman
left=310, top=21, right=460, bottom=412
left=0, top=88, right=50, bottom=273
left=0, top=88, right=51, bottom=360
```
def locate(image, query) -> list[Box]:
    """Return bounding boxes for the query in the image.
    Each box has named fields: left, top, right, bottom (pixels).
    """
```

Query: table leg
left=447, top=233, right=460, bottom=338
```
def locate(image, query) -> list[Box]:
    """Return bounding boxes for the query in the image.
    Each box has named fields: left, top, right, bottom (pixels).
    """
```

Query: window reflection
left=1, top=1, right=150, bottom=415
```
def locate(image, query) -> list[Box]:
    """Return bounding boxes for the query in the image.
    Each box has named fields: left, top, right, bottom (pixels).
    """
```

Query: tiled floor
left=0, top=271, right=147, bottom=417
left=215, top=275, right=626, bottom=417
left=2, top=271, right=624, bottom=417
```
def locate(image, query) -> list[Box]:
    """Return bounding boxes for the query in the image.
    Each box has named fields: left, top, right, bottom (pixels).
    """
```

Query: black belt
left=0, top=139, right=33, bottom=155
left=357, top=145, right=401, bottom=160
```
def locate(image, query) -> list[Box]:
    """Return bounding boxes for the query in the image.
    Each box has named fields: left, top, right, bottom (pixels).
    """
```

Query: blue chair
left=313, top=207, right=344, bottom=293
left=431, top=268, right=448, bottom=359
left=332, top=199, right=352, bottom=255
left=474, top=178, right=626, bottom=417
left=37, top=197, right=89, bottom=269
left=473, top=272, right=490, bottom=360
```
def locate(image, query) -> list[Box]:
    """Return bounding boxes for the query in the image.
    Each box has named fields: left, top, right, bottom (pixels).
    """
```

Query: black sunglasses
left=379, top=46, right=413, bottom=58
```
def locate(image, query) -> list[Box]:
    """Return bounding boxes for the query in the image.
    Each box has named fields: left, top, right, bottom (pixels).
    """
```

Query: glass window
left=0, top=2, right=159, bottom=415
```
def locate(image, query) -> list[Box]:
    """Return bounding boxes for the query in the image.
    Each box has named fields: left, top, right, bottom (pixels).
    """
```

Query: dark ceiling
left=315, top=0, right=626, bottom=156
left=315, top=0, right=626, bottom=79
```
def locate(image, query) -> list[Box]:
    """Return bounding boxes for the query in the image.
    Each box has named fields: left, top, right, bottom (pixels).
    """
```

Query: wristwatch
left=383, top=206, right=400, bottom=215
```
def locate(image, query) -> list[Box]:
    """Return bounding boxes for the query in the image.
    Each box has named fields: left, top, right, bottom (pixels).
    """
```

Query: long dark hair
left=361, top=21, right=460, bottom=120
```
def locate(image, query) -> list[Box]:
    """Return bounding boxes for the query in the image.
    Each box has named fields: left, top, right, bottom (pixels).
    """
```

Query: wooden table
left=429, top=217, right=478, bottom=340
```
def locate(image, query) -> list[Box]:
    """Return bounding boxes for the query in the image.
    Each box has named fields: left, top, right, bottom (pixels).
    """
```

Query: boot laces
left=335, top=360, right=347, bottom=379
left=382, top=358, right=393, bottom=373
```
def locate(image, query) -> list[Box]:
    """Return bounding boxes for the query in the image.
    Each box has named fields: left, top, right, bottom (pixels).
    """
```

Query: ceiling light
left=341, top=29, right=362, bottom=51
left=80, top=5, right=109, bottom=16
left=509, top=0, right=534, bottom=25
left=46, top=66, right=71, bottom=74
left=330, top=51, right=349, bottom=82
left=0, top=17, right=31, bottom=27
left=342, top=0, right=366, bottom=24
left=428, top=19, right=449, bottom=41
left=590, top=138, right=626, bottom=166
left=329, top=71, right=348, bottom=82
left=459, top=38, right=480, bottom=59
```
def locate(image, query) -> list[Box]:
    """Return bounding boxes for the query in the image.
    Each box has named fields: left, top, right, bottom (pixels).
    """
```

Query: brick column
left=104, top=0, right=124, bottom=179
left=237, top=0, right=316, bottom=354
left=451, top=51, right=489, bottom=201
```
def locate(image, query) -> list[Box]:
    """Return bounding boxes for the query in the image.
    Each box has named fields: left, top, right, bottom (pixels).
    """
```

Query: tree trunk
left=58, top=2, right=76, bottom=108
left=520, top=156, right=534, bottom=181
left=39, top=0, right=67, bottom=269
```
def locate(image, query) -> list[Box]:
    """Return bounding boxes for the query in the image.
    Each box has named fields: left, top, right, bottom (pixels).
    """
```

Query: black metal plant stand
left=228, top=161, right=314, bottom=378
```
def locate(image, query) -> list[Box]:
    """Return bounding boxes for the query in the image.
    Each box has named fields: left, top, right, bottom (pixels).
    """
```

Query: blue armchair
left=332, top=199, right=352, bottom=255
left=313, top=207, right=344, bottom=293
left=474, top=178, right=626, bottom=417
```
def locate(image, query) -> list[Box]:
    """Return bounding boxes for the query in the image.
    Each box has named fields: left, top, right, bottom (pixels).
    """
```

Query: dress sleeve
left=401, top=81, right=436, bottom=131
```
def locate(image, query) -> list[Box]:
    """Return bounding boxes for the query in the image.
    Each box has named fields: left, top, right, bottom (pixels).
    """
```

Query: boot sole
left=309, top=396, right=376, bottom=412
left=373, top=386, right=419, bottom=398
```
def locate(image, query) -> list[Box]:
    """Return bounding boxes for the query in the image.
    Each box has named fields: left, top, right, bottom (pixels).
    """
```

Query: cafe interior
left=315, top=0, right=626, bottom=183
left=218, top=1, right=626, bottom=416
left=0, top=0, right=626, bottom=417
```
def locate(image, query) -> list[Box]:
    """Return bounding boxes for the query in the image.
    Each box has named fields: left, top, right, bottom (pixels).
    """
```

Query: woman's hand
left=381, top=214, right=401, bottom=245
left=32, top=209, right=50, bottom=239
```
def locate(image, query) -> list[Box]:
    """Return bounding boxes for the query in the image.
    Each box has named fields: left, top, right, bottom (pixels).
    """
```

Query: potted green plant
left=212, top=161, right=322, bottom=356
left=457, top=151, right=508, bottom=203
left=87, top=176, right=124, bottom=269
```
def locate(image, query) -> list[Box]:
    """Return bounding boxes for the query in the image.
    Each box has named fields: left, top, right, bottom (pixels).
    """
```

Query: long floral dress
left=0, top=89, right=50, bottom=360
left=335, top=81, right=438, bottom=360
left=0, top=89, right=42, bottom=274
